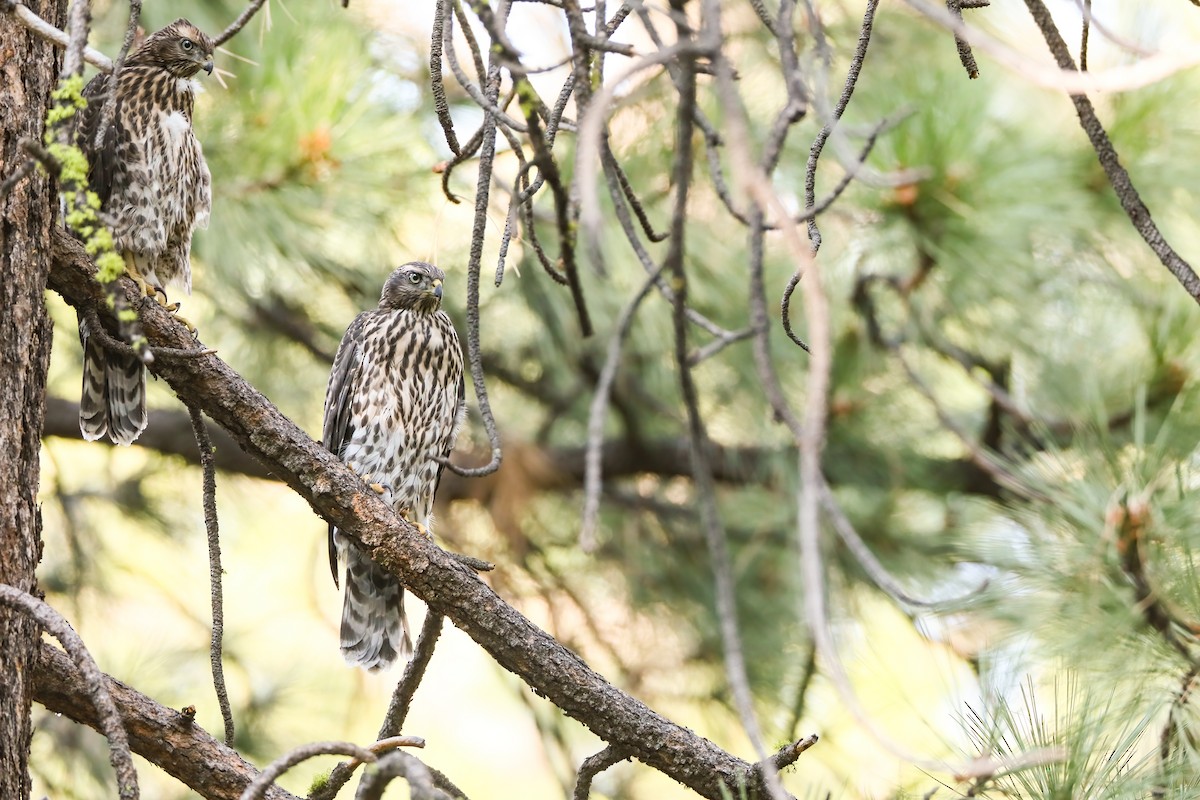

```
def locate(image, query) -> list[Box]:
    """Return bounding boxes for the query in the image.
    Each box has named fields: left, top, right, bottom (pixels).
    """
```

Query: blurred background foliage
left=30, top=0, right=1200, bottom=798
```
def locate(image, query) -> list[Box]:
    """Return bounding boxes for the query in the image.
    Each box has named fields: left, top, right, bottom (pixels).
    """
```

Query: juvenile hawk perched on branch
left=76, top=18, right=214, bottom=445
left=323, top=263, right=466, bottom=670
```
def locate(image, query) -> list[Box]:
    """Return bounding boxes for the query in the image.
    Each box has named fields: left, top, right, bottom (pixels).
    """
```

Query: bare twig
left=1079, top=0, right=1090, bottom=71
left=599, top=137, right=734, bottom=341
left=61, top=0, right=92, bottom=79
left=355, top=751, right=451, bottom=800
left=663, top=7, right=786, bottom=797
left=0, top=585, right=139, bottom=800
left=7, top=2, right=112, bottom=70
left=442, top=40, right=503, bottom=479
left=686, top=326, right=755, bottom=366
left=792, top=0, right=879, bottom=301
left=702, top=0, right=1029, bottom=775
left=239, top=741, right=378, bottom=800
left=572, top=746, right=632, bottom=800
left=580, top=268, right=663, bottom=551
left=1022, top=0, right=1200, bottom=306
left=450, top=0, right=486, bottom=88
left=905, top=0, right=1200, bottom=93
left=379, top=611, right=444, bottom=739
left=577, top=41, right=711, bottom=241
left=430, top=0, right=461, bottom=156
left=748, top=213, right=804, bottom=434
left=1068, top=0, right=1151, bottom=57
left=1160, top=665, right=1199, bottom=764
left=820, top=480, right=988, bottom=608
left=215, top=0, right=270, bottom=47
left=945, top=0, right=981, bottom=79
left=113, top=0, right=141, bottom=69
left=0, top=159, right=36, bottom=200
left=187, top=403, right=235, bottom=747
left=893, top=346, right=1038, bottom=499
left=441, top=3, right=527, bottom=133
left=761, top=735, right=819, bottom=774
left=92, top=0, right=142, bottom=153
left=607, top=146, right=667, bottom=243
left=780, top=644, right=818, bottom=741
left=82, top=305, right=215, bottom=363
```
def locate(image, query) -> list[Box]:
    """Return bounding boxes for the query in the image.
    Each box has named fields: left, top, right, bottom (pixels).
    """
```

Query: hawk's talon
left=160, top=300, right=198, bottom=336
left=172, top=311, right=198, bottom=336
left=399, top=508, right=430, bottom=538
left=368, top=482, right=388, bottom=495
left=130, top=276, right=158, bottom=301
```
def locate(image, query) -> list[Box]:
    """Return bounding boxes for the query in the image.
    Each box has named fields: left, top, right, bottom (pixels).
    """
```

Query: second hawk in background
left=76, top=18, right=215, bottom=445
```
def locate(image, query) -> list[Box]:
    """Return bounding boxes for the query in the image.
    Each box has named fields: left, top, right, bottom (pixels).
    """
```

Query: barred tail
left=337, top=538, right=412, bottom=671
left=79, top=321, right=148, bottom=446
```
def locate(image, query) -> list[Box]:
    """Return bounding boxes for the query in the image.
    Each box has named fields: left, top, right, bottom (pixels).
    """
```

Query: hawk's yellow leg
left=122, top=252, right=198, bottom=336
left=399, top=508, right=430, bottom=539
left=349, top=466, right=430, bottom=537
left=122, top=251, right=158, bottom=300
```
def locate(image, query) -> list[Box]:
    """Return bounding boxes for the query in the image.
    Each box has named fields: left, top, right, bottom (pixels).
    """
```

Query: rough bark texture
left=0, top=3, right=62, bottom=797
left=48, top=227, right=791, bottom=799
left=32, top=644, right=300, bottom=800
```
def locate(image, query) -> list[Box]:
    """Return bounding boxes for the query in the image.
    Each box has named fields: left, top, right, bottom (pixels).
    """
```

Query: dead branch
left=240, top=741, right=377, bottom=800
left=310, top=612, right=446, bottom=800
left=215, top=0, right=270, bottom=47
left=32, top=643, right=294, bottom=800
left=573, top=745, right=632, bottom=800
left=187, top=403, right=235, bottom=746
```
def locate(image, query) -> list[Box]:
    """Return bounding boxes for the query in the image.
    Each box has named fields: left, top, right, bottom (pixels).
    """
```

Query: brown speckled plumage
left=77, top=19, right=214, bottom=445
left=323, top=263, right=465, bottom=670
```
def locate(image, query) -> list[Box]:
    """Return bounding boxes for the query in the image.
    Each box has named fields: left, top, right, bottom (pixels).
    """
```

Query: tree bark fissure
left=1, top=2, right=63, bottom=797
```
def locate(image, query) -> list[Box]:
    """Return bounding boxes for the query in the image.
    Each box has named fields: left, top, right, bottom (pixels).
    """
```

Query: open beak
left=202, top=60, right=214, bottom=75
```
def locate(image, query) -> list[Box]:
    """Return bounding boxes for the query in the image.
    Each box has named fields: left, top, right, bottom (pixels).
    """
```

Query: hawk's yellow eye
left=181, top=39, right=194, bottom=51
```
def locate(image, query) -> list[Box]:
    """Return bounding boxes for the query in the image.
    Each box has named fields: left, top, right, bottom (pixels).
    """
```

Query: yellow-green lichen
left=95, top=252, right=126, bottom=283
left=44, top=75, right=87, bottom=129
left=42, top=86, right=127, bottom=289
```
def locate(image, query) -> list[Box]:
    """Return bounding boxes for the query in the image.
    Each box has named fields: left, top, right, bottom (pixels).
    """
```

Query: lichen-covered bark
left=0, top=3, right=62, bottom=797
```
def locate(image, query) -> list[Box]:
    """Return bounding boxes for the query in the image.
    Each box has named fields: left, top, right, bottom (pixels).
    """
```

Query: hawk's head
left=130, top=18, right=215, bottom=78
left=380, top=262, right=446, bottom=315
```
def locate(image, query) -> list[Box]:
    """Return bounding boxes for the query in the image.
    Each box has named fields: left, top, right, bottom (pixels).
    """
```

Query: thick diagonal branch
left=48, top=229, right=799, bottom=800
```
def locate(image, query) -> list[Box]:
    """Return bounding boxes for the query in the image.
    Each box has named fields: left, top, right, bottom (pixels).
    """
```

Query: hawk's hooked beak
left=202, top=60, right=214, bottom=75
left=431, top=279, right=443, bottom=299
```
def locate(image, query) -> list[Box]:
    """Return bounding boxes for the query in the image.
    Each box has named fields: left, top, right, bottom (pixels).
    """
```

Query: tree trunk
left=0, top=2, right=64, bottom=796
